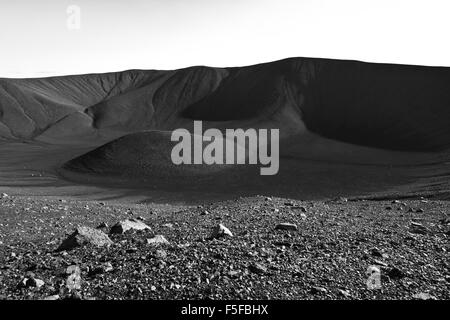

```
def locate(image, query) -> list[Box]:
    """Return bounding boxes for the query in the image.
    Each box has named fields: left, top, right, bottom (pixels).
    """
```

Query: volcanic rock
left=209, top=224, right=233, bottom=239
left=57, top=226, right=113, bottom=251
left=275, top=223, right=298, bottom=231
left=147, top=235, right=170, bottom=245
left=66, top=265, right=82, bottom=291
left=249, top=263, right=268, bottom=274
left=110, top=219, right=152, bottom=234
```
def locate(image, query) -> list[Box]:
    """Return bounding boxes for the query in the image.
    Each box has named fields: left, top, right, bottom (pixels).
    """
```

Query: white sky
left=1, top=0, right=450, bottom=78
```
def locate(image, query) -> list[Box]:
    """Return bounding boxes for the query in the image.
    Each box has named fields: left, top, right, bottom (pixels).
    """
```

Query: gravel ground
left=0, top=194, right=448, bottom=300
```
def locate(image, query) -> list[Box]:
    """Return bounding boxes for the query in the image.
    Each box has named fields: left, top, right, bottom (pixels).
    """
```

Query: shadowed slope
left=2, top=58, right=450, bottom=151
left=2, top=57, right=450, bottom=199
left=61, top=131, right=239, bottom=180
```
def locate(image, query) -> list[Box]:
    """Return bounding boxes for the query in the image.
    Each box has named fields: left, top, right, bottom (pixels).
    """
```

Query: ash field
left=0, top=57, right=449, bottom=300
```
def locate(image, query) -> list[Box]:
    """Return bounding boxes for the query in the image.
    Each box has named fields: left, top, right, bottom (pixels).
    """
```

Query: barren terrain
left=0, top=57, right=449, bottom=299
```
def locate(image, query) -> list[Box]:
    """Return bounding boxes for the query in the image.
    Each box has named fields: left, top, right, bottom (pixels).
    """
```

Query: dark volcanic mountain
left=2, top=58, right=450, bottom=150
left=1, top=57, right=450, bottom=199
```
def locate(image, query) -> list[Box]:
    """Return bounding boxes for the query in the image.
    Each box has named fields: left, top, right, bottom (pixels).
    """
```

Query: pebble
left=249, top=263, right=267, bottom=274
left=96, top=222, right=108, bottom=229
left=209, top=224, right=233, bottom=239
left=90, top=262, right=113, bottom=275
left=228, top=270, right=241, bottom=278
left=387, top=267, right=405, bottom=280
left=110, top=219, right=152, bottom=234
left=19, top=276, right=44, bottom=288
left=412, top=292, right=436, bottom=300
left=373, top=260, right=388, bottom=267
left=275, top=223, right=298, bottom=231
left=66, top=265, right=82, bottom=291
left=294, top=206, right=307, bottom=212
left=409, top=222, right=428, bottom=235
left=338, top=289, right=352, bottom=298
left=154, top=249, right=167, bottom=259
left=147, top=235, right=170, bottom=245
left=311, top=286, right=327, bottom=294
left=369, top=247, right=387, bottom=258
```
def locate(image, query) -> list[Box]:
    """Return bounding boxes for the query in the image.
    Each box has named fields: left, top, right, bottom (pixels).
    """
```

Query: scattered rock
left=66, top=265, right=81, bottom=275
left=96, top=222, right=108, bottom=229
left=147, top=235, right=170, bottom=245
left=67, top=291, right=83, bottom=300
left=412, top=292, right=437, bottom=300
left=57, top=226, right=113, bottom=251
left=102, top=262, right=114, bottom=272
left=110, top=219, right=152, bottom=234
left=310, top=286, right=327, bottom=294
left=126, top=247, right=138, bottom=254
left=228, top=270, right=241, bottom=278
left=275, top=223, right=298, bottom=231
left=338, top=289, right=352, bottom=298
left=18, top=278, right=28, bottom=288
left=387, top=267, right=406, bottom=280
left=409, top=222, right=428, bottom=235
left=18, top=276, right=44, bottom=289
left=369, top=247, right=387, bottom=258
left=34, top=279, right=45, bottom=288
left=154, top=249, right=167, bottom=259
left=209, top=224, right=233, bottom=239
left=373, top=259, right=388, bottom=267
left=66, top=265, right=81, bottom=291
left=249, top=263, right=267, bottom=274
left=162, top=223, right=174, bottom=228
left=89, top=262, right=113, bottom=276
left=366, top=265, right=381, bottom=276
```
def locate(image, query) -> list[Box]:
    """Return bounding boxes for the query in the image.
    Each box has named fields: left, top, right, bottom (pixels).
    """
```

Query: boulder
left=57, top=226, right=113, bottom=251
left=209, top=224, right=233, bottom=239
left=110, top=219, right=152, bottom=234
